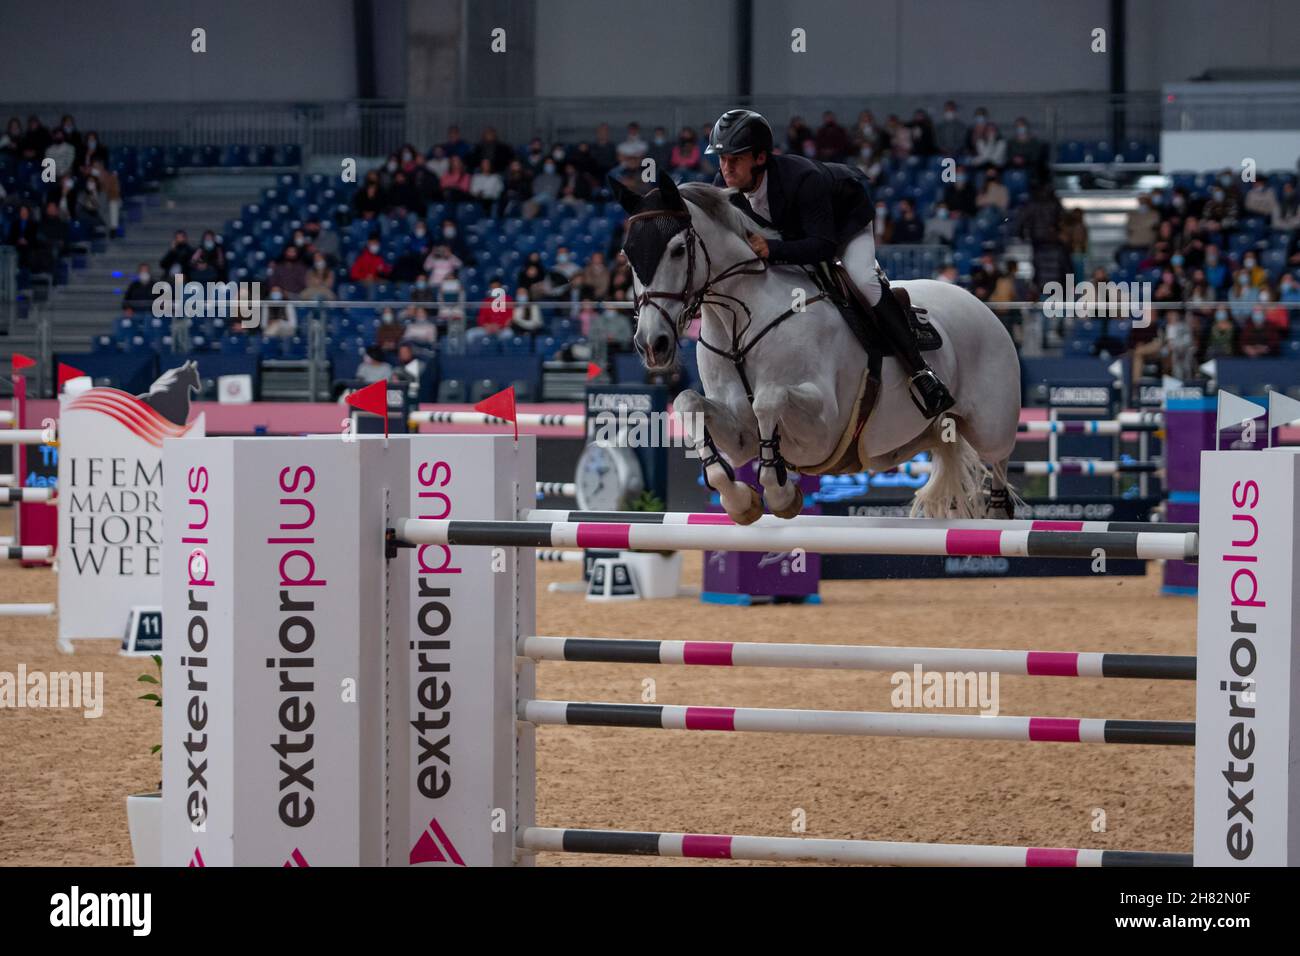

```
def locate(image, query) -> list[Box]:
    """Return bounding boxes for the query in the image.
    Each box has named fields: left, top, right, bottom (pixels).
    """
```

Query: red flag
left=12, top=353, right=36, bottom=372
left=58, top=362, right=87, bottom=391
left=474, top=386, right=518, bottom=441
left=345, top=380, right=390, bottom=437
left=586, top=362, right=603, bottom=380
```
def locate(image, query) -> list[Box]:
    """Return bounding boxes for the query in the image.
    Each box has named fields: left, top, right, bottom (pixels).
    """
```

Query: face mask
left=1219, top=174, right=1233, bottom=187
left=202, top=240, right=214, bottom=251
left=401, top=152, right=413, bottom=163
left=1015, top=126, right=1027, bottom=135
left=1172, top=195, right=1185, bottom=207
left=543, top=163, right=555, bottom=174
left=1244, top=258, right=1256, bottom=268
left=1171, top=255, right=1184, bottom=267
left=1239, top=274, right=1250, bottom=285
left=386, top=161, right=397, bottom=172
left=63, top=178, right=73, bottom=189
left=876, top=205, right=887, bottom=217
left=936, top=208, right=949, bottom=220
left=552, top=149, right=565, bottom=161
left=974, top=115, right=987, bottom=124
left=137, top=272, right=149, bottom=283
left=1216, top=310, right=1229, bottom=321
left=63, top=124, right=73, bottom=133
left=443, top=227, right=456, bottom=239
left=368, top=244, right=380, bottom=254
left=294, top=237, right=306, bottom=247
left=556, top=253, right=569, bottom=264
left=270, top=291, right=284, bottom=300
left=1212, top=190, right=1224, bottom=201
left=955, top=175, right=966, bottom=185
left=382, top=312, right=395, bottom=324
left=943, top=111, right=955, bottom=120
left=86, top=138, right=96, bottom=149
left=1251, top=312, right=1265, bottom=326
left=414, top=225, right=426, bottom=236
left=1206, top=253, right=1218, bottom=265
left=415, top=278, right=427, bottom=288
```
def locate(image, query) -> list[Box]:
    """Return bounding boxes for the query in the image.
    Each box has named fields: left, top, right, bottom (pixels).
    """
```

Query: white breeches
left=840, top=228, right=883, bottom=307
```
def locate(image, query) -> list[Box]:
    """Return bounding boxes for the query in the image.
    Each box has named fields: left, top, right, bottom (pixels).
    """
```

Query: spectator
left=89, top=161, right=122, bottom=233
left=853, top=111, right=881, bottom=156
left=391, top=343, right=425, bottom=401
left=440, top=125, right=471, bottom=163
left=872, top=200, right=892, bottom=244
left=424, top=243, right=463, bottom=284
left=517, top=251, right=546, bottom=296
left=852, top=142, right=883, bottom=182
left=891, top=198, right=924, bottom=244
left=976, top=167, right=1009, bottom=212
left=425, top=144, right=450, bottom=179
left=1016, top=183, right=1066, bottom=294
left=349, top=235, right=390, bottom=283
left=388, top=170, right=423, bottom=216
left=1243, top=177, right=1278, bottom=220
left=522, top=137, right=547, bottom=174
left=1202, top=182, right=1239, bottom=226
left=122, top=263, right=159, bottom=312
left=908, top=109, right=936, bottom=157
left=970, top=122, right=1006, bottom=168
left=525, top=158, right=561, bottom=218
left=933, top=101, right=966, bottom=159
left=609, top=255, right=633, bottom=299
left=0, top=117, right=22, bottom=155
left=511, top=288, right=546, bottom=338
left=1128, top=307, right=1163, bottom=381
left=884, top=114, right=912, bottom=161
left=1204, top=308, right=1236, bottom=358
left=75, top=174, right=107, bottom=231
left=1279, top=272, right=1300, bottom=304
left=815, top=111, right=852, bottom=162
left=261, top=287, right=298, bottom=338
left=160, top=230, right=195, bottom=275
left=402, top=307, right=439, bottom=346
left=943, top=166, right=977, bottom=217
left=304, top=218, right=338, bottom=261
left=539, top=246, right=581, bottom=300
left=589, top=301, right=634, bottom=352
left=437, top=217, right=472, bottom=262
left=576, top=299, right=600, bottom=335
left=1274, top=181, right=1300, bottom=230
left=269, top=244, right=308, bottom=294
left=357, top=347, right=393, bottom=384
left=58, top=114, right=82, bottom=153
left=4, top=205, right=37, bottom=269
left=499, top=159, right=532, bottom=215
left=558, top=162, right=593, bottom=203
left=471, top=280, right=513, bottom=342
left=1240, top=305, right=1280, bottom=357
left=1005, top=118, right=1045, bottom=181
left=399, top=143, right=421, bottom=174
left=1124, top=194, right=1159, bottom=250
left=20, top=115, right=51, bottom=161
left=44, top=128, right=75, bottom=178
left=188, top=249, right=220, bottom=284
left=786, top=116, right=814, bottom=156
left=1260, top=288, right=1289, bottom=334
left=671, top=127, right=701, bottom=173
left=969, top=253, right=1001, bottom=301
left=1062, top=208, right=1088, bottom=278
left=471, top=126, right=513, bottom=174
left=647, top=126, right=672, bottom=175
left=1202, top=243, right=1228, bottom=292
left=1239, top=252, right=1267, bottom=289
left=440, top=156, right=472, bottom=200
left=923, top=203, right=956, bottom=245
left=302, top=256, right=335, bottom=300
left=352, top=180, right=386, bottom=220
left=409, top=272, right=434, bottom=303
left=616, top=122, right=648, bottom=175
left=579, top=251, right=610, bottom=300
left=80, top=129, right=108, bottom=168
left=590, top=123, right=617, bottom=178
left=964, top=107, right=991, bottom=154
left=378, top=152, right=401, bottom=191
left=936, top=263, right=959, bottom=283
left=1163, top=310, right=1196, bottom=379
left=375, top=307, right=405, bottom=352
left=1228, top=269, right=1257, bottom=319
left=469, top=158, right=504, bottom=214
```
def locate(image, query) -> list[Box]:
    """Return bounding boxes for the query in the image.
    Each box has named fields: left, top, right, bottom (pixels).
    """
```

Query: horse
left=614, top=176, right=1022, bottom=523
left=137, top=360, right=201, bottom=426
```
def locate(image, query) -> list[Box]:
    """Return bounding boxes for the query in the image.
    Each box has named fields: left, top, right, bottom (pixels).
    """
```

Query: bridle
left=627, top=204, right=826, bottom=404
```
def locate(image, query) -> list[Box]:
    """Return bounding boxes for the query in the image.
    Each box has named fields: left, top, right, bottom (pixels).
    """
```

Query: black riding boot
left=873, top=286, right=955, bottom=418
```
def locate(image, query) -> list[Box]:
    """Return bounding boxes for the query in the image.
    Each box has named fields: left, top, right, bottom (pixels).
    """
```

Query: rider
left=706, top=108, right=955, bottom=418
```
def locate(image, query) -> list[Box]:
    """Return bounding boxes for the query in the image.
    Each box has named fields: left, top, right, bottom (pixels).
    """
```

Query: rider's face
left=719, top=151, right=763, bottom=191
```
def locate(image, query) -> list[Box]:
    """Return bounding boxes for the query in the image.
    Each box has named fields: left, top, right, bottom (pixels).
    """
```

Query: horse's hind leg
left=674, top=388, right=763, bottom=524
left=988, top=458, right=1015, bottom=519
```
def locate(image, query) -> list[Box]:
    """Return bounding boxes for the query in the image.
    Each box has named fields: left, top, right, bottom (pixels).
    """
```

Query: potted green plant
left=127, top=654, right=162, bottom=866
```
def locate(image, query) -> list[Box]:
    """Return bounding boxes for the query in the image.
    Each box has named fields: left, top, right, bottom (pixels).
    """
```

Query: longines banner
left=57, top=383, right=204, bottom=642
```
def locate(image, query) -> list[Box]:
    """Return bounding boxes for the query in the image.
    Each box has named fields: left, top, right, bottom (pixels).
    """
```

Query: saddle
left=789, top=264, right=943, bottom=477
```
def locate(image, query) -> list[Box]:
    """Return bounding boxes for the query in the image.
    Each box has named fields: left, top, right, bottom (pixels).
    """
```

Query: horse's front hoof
left=727, top=485, right=764, bottom=525
left=769, top=483, right=804, bottom=520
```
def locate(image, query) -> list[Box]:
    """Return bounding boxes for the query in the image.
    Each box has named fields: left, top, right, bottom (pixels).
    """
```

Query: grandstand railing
left=0, top=93, right=1162, bottom=163
left=1163, top=84, right=1300, bottom=132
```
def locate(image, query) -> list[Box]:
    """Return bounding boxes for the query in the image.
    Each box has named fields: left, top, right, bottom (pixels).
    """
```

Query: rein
left=628, top=206, right=825, bottom=404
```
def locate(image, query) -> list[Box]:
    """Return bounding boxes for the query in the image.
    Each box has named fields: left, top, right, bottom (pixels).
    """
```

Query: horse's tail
left=909, top=425, right=989, bottom=519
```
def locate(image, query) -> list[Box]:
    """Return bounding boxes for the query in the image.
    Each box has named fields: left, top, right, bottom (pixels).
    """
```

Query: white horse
left=615, top=177, right=1022, bottom=523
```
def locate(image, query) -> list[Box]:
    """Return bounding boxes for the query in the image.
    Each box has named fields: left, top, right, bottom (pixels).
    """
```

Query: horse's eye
left=670, top=246, right=685, bottom=258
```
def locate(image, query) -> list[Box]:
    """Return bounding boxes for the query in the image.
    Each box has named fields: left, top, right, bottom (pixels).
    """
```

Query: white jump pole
left=0, top=429, right=55, bottom=446
left=0, top=603, right=56, bottom=617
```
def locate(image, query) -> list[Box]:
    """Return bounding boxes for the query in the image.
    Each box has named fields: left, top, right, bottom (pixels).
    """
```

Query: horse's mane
left=678, top=182, right=780, bottom=242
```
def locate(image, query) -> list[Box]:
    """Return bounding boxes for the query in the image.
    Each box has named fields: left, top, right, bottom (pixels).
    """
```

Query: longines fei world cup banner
left=57, top=387, right=205, bottom=643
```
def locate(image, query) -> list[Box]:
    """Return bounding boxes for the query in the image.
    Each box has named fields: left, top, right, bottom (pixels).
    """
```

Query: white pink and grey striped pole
left=3, top=545, right=54, bottom=561
left=893, top=460, right=1160, bottom=477
left=524, top=509, right=1198, bottom=535
left=1, top=487, right=56, bottom=504
left=519, top=700, right=1194, bottom=746
left=1018, top=420, right=1162, bottom=435
left=409, top=410, right=585, bottom=429
left=521, top=827, right=1191, bottom=867
left=520, top=636, right=1196, bottom=680
left=397, top=518, right=1198, bottom=561
left=0, top=429, right=54, bottom=446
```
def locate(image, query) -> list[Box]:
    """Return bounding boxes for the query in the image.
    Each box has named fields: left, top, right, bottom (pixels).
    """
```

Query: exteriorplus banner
left=57, top=385, right=205, bottom=642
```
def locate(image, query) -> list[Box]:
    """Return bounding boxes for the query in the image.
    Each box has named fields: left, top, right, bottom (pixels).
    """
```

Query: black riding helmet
left=705, top=109, right=774, bottom=156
